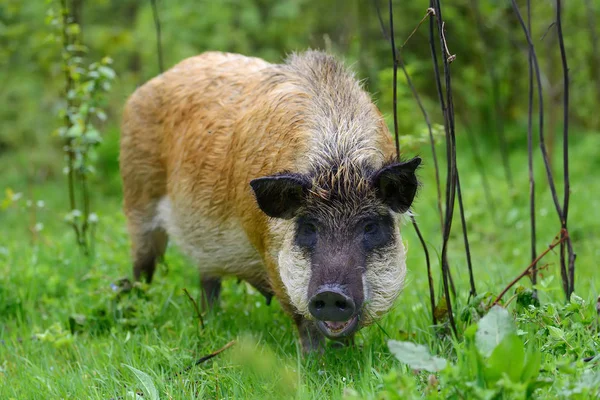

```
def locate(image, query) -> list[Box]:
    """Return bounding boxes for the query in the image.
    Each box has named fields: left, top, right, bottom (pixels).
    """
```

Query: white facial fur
left=361, top=222, right=406, bottom=325
left=278, top=226, right=312, bottom=317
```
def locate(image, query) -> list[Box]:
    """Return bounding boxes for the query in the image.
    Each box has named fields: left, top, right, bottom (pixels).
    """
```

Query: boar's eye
left=296, top=218, right=318, bottom=248
left=364, top=222, right=379, bottom=234
left=362, top=218, right=393, bottom=250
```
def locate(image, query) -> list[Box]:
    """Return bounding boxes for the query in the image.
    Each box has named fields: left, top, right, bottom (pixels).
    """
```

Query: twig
left=430, top=0, right=458, bottom=336
left=456, top=175, right=476, bottom=298
left=172, top=340, right=236, bottom=378
left=373, top=0, right=443, bottom=232
left=492, top=232, right=568, bottom=306
left=526, top=0, right=538, bottom=298
left=510, top=0, right=571, bottom=299
left=401, top=8, right=435, bottom=49
left=440, top=22, right=456, bottom=63
left=183, top=288, right=205, bottom=330
left=388, top=0, right=400, bottom=160
left=150, top=0, right=164, bottom=73
left=556, top=0, right=576, bottom=298
left=373, top=0, right=439, bottom=327
left=411, top=217, right=437, bottom=326
left=540, top=22, right=556, bottom=41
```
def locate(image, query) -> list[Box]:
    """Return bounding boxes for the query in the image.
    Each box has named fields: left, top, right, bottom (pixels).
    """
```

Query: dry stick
left=411, top=217, right=437, bottom=326
left=526, top=0, right=538, bottom=298
left=388, top=0, right=400, bottom=160
left=440, top=22, right=456, bottom=63
left=400, top=8, right=435, bottom=49
left=373, top=0, right=438, bottom=326
left=510, top=0, right=570, bottom=299
left=469, top=0, right=513, bottom=189
left=172, top=340, right=236, bottom=378
left=150, top=0, right=164, bottom=73
left=556, top=0, right=576, bottom=298
left=183, top=288, right=205, bottom=330
left=493, top=232, right=568, bottom=306
left=430, top=0, right=458, bottom=336
left=373, top=1, right=444, bottom=234
left=456, top=174, right=476, bottom=298
left=428, top=9, right=457, bottom=299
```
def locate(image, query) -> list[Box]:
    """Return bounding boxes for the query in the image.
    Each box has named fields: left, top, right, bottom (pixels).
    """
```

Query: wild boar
left=120, top=50, right=420, bottom=352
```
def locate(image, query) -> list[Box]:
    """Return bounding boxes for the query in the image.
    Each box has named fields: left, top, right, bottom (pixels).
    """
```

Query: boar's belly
left=156, top=196, right=264, bottom=278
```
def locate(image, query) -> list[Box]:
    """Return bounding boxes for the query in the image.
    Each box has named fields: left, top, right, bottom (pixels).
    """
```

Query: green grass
left=1, top=129, right=599, bottom=399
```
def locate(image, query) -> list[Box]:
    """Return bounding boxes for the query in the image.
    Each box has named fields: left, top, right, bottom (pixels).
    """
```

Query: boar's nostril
left=308, top=287, right=355, bottom=322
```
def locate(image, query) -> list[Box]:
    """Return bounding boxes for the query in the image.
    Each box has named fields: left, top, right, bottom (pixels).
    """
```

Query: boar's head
left=251, top=156, right=420, bottom=339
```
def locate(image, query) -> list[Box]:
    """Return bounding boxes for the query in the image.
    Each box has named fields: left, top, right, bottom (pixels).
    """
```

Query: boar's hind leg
left=130, top=225, right=168, bottom=283
left=296, top=316, right=325, bottom=354
left=201, top=276, right=221, bottom=311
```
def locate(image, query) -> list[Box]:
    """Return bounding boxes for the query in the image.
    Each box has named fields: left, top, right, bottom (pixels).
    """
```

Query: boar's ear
left=250, top=173, right=311, bottom=219
left=372, top=157, right=421, bottom=213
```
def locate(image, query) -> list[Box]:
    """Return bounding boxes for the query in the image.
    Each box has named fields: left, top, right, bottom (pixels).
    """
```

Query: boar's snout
left=308, top=285, right=360, bottom=339
left=308, top=285, right=355, bottom=322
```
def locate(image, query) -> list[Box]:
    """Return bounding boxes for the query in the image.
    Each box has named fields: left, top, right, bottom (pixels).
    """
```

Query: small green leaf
left=547, top=326, right=565, bottom=340
left=476, top=305, right=516, bottom=357
left=388, top=340, right=448, bottom=372
left=98, top=65, right=116, bottom=80
left=66, top=124, right=83, bottom=138
left=123, top=364, right=159, bottom=400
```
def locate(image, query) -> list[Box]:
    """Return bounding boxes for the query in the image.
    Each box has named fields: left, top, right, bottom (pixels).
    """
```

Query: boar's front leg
left=244, top=275, right=274, bottom=306
left=295, top=316, right=325, bottom=353
left=200, top=276, right=221, bottom=311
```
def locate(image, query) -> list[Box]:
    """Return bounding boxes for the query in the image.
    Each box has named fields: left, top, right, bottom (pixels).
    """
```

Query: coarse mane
left=281, top=51, right=388, bottom=172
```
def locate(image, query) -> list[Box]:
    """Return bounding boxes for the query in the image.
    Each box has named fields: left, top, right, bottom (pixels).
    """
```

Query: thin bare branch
left=372, top=0, right=440, bottom=325
left=411, top=217, right=437, bottom=326
left=172, top=340, right=236, bottom=378
left=510, top=0, right=570, bottom=298
left=183, top=288, right=205, bottom=330
left=493, top=231, right=568, bottom=306
left=556, top=0, right=576, bottom=298
left=150, top=0, right=164, bottom=73
left=401, top=8, right=435, bottom=49
left=429, top=0, right=458, bottom=336
left=526, top=0, right=538, bottom=297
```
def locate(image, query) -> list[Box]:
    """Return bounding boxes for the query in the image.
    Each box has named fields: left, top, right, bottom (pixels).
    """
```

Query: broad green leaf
left=388, top=340, right=448, bottom=372
left=484, top=334, right=524, bottom=384
left=476, top=305, right=516, bottom=357
left=123, top=364, right=159, bottom=400
left=521, top=347, right=542, bottom=382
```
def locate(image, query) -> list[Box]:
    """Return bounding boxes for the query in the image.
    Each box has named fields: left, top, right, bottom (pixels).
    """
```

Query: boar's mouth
left=316, top=314, right=360, bottom=339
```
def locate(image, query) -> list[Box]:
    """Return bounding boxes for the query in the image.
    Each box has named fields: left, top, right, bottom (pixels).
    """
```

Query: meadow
left=2, top=0, right=600, bottom=398
left=1, top=125, right=599, bottom=398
